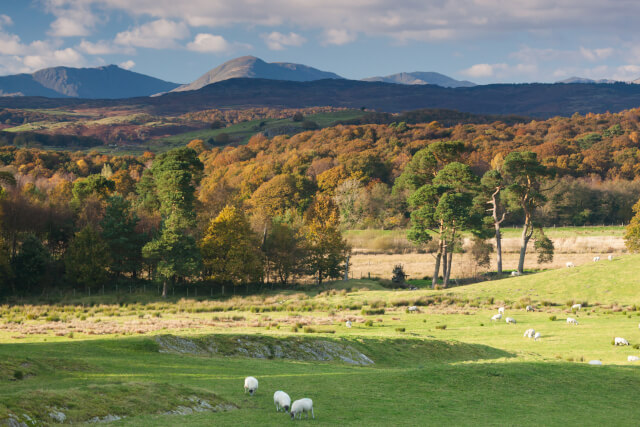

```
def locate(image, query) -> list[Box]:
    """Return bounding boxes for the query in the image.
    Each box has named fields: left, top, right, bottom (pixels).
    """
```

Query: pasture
left=1, top=255, right=640, bottom=425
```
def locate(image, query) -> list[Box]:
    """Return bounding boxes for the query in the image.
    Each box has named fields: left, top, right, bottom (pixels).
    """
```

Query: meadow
left=1, top=254, right=640, bottom=426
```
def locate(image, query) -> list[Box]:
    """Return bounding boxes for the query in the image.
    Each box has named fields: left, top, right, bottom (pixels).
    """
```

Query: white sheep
left=614, top=337, right=630, bottom=346
left=608, top=254, right=614, bottom=261
left=628, top=355, right=639, bottom=362
left=491, top=313, right=502, bottom=321
left=566, top=261, right=575, bottom=268
left=593, top=256, right=600, bottom=262
left=510, top=271, right=520, bottom=276
left=345, top=320, right=352, bottom=328
left=274, top=390, right=291, bottom=413
left=571, top=303, right=582, bottom=311
left=244, top=376, right=258, bottom=395
left=523, top=328, right=535, bottom=338
left=534, top=332, right=542, bottom=341
left=498, top=307, right=505, bottom=314
left=525, top=305, right=534, bottom=312
left=567, top=317, right=579, bottom=325
left=588, top=360, right=603, bottom=365
left=407, top=306, right=418, bottom=312
left=291, top=398, right=314, bottom=420
left=505, top=317, right=516, bottom=324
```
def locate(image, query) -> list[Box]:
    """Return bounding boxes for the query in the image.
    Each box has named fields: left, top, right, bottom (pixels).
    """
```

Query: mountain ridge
left=171, top=56, right=343, bottom=93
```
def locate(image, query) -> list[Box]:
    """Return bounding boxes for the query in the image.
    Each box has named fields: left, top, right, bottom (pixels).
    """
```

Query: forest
left=2, top=107, right=640, bottom=296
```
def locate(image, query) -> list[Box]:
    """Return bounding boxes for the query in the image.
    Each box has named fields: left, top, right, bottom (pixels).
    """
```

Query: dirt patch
left=155, top=334, right=375, bottom=365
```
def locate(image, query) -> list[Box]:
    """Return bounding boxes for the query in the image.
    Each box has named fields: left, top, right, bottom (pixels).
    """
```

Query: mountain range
left=362, top=72, right=475, bottom=88
left=0, top=65, right=178, bottom=98
left=557, top=76, right=640, bottom=84
left=5, top=78, right=640, bottom=119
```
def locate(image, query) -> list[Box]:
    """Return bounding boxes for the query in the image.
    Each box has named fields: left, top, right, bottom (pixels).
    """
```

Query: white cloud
left=46, top=3, right=99, bottom=37
left=323, top=29, right=356, bottom=46
left=77, top=39, right=134, bottom=55
left=42, top=0, right=640, bottom=43
left=119, top=59, right=135, bottom=70
left=115, top=19, right=189, bottom=49
left=462, top=63, right=504, bottom=78
left=262, top=31, right=306, bottom=50
left=580, top=47, right=614, bottom=61
left=23, top=47, right=84, bottom=70
left=186, top=33, right=230, bottom=53
left=0, top=14, right=12, bottom=28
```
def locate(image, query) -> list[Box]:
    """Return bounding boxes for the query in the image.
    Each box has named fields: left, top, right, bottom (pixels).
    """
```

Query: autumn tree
left=503, top=151, right=553, bottom=273
left=263, top=219, right=306, bottom=285
left=200, top=206, right=263, bottom=288
left=624, top=198, right=640, bottom=252
left=301, top=196, right=350, bottom=285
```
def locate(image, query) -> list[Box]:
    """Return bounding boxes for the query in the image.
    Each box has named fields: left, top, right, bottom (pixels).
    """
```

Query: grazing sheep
left=608, top=255, right=614, bottom=261
left=523, top=328, right=535, bottom=338
left=534, top=332, right=542, bottom=341
left=593, top=256, right=600, bottom=262
left=571, top=303, right=582, bottom=311
left=511, top=271, right=520, bottom=276
left=491, top=313, right=502, bottom=321
left=505, top=317, right=516, bottom=324
left=345, top=320, right=352, bottom=328
left=408, top=306, right=418, bottom=312
left=566, top=261, right=575, bottom=268
left=291, top=398, right=314, bottom=420
left=525, top=305, right=534, bottom=312
left=567, top=317, right=579, bottom=325
left=244, top=376, right=258, bottom=395
left=588, top=360, right=603, bottom=365
left=274, top=391, right=291, bottom=413
left=628, top=356, right=639, bottom=362
left=498, top=307, right=505, bottom=314
left=614, top=337, right=630, bottom=346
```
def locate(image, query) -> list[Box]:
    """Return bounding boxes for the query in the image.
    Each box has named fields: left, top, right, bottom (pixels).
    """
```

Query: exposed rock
left=48, top=410, right=66, bottom=423
left=164, top=397, right=236, bottom=416
left=155, top=334, right=375, bottom=365
left=86, top=414, right=123, bottom=423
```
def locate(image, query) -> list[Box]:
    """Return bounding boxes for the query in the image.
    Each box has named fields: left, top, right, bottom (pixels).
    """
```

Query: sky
left=1, top=0, right=640, bottom=85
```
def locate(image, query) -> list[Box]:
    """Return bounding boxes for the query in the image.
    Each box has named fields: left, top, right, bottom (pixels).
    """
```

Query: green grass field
left=155, top=110, right=366, bottom=148
left=1, top=255, right=640, bottom=425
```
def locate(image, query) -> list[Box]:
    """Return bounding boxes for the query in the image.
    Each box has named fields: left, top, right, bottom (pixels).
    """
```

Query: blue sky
left=1, top=1, right=640, bottom=84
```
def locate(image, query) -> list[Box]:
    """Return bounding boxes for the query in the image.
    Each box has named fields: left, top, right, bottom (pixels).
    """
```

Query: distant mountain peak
left=171, top=56, right=343, bottom=93
left=0, top=64, right=179, bottom=99
left=362, top=71, right=476, bottom=88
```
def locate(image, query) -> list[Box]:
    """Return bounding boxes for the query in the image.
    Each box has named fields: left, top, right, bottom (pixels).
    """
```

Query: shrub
left=364, top=320, right=374, bottom=327
left=303, top=326, right=316, bottom=333
left=13, top=370, right=23, bottom=380
left=549, top=315, right=557, bottom=321
left=435, top=324, right=447, bottom=330
left=633, top=344, right=640, bottom=350
left=362, top=308, right=385, bottom=315
left=395, top=327, right=406, bottom=332
left=290, top=326, right=298, bottom=333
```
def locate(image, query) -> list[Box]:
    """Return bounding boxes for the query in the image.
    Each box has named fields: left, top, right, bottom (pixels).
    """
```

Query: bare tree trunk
left=432, top=239, right=442, bottom=288
left=441, top=242, right=448, bottom=287
left=518, top=214, right=534, bottom=274
left=445, top=250, right=454, bottom=286
left=495, top=225, right=504, bottom=275
left=162, top=279, right=167, bottom=298
left=488, top=187, right=506, bottom=275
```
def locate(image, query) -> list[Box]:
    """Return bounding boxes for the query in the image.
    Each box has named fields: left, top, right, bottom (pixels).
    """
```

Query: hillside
left=4, top=78, right=640, bottom=117
left=362, top=71, right=476, bottom=87
left=171, top=56, right=343, bottom=92
left=0, top=65, right=179, bottom=98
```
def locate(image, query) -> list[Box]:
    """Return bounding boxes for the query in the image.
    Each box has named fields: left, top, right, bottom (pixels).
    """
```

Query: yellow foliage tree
left=200, top=206, right=263, bottom=287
